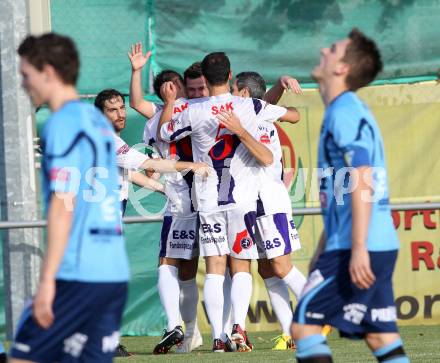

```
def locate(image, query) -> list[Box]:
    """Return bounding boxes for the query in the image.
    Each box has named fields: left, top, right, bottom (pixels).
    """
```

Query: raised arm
left=216, top=111, right=273, bottom=167
left=156, top=82, right=177, bottom=141
left=264, top=75, right=302, bottom=104
left=264, top=76, right=301, bottom=124
left=128, top=43, right=156, bottom=118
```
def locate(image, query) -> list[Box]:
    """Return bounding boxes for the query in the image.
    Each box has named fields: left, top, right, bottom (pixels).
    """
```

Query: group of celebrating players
left=8, top=26, right=409, bottom=363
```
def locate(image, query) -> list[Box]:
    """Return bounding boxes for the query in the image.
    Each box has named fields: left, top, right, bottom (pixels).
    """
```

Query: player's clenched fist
left=160, top=81, right=177, bottom=103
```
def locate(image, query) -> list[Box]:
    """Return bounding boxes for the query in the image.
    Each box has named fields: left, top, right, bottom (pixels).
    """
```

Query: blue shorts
left=293, top=250, right=399, bottom=339
left=10, top=280, right=127, bottom=363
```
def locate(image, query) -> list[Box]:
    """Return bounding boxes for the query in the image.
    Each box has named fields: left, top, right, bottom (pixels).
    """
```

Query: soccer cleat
left=114, top=344, right=134, bottom=357
left=322, top=325, right=332, bottom=337
left=231, top=324, right=253, bottom=352
left=271, top=334, right=296, bottom=350
left=223, top=334, right=237, bottom=352
left=175, top=325, right=203, bottom=353
left=212, top=338, right=226, bottom=353
left=0, top=353, right=6, bottom=363
left=153, top=326, right=184, bottom=354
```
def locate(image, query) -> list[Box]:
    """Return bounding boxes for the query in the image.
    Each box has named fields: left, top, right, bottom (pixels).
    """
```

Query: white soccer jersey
left=114, top=134, right=148, bottom=201
left=255, top=121, right=292, bottom=215
left=160, top=93, right=288, bottom=213
left=144, top=98, right=204, bottom=215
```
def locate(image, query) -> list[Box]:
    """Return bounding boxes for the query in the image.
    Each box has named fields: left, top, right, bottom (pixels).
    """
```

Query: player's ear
left=42, top=64, right=58, bottom=83
left=228, top=71, right=233, bottom=81
left=241, top=87, right=250, bottom=98
left=335, top=61, right=350, bottom=77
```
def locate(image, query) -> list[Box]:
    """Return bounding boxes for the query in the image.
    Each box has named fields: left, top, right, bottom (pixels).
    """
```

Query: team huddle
left=9, top=27, right=409, bottom=363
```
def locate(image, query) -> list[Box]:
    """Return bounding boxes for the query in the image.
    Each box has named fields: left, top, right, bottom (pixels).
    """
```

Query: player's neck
left=319, top=80, right=349, bottom=107
left=48, top=85, right=79, bottom=111
left=208, top=84, right=230, bottom=97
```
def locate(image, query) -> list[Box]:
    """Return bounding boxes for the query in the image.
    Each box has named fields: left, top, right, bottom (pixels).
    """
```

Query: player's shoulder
left=330, top=92, right=369, bottom=126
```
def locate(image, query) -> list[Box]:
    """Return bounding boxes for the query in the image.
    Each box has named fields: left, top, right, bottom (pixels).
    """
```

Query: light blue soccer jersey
left=41, top=100, right=129, bottom=282
left=317, top=91, right=399, bottom=252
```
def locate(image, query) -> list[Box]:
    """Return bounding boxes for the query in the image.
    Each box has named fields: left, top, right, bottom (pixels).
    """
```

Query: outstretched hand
left=128, top=43, right=151, bottom=71
left=279, top=75, right=303, bottom=94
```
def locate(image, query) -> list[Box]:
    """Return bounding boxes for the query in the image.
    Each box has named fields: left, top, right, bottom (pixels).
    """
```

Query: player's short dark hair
left=343, top=28, right=383, bottom=90
left=17, top=33, right=80, bottom=85
left=184, top=62, right=203, bottom=84
left=94, top=89, right=125, bottom=111
left=153, top=70, right=183, bottom=101
left=201, top=52, right=230, bottom=86
left=235, top=72, right=267, bottom=99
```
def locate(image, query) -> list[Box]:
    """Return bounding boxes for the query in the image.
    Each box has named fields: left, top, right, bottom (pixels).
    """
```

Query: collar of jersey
left=210, top=92, right=232, bottom=100
left=328, top=90, right=353, bottom=109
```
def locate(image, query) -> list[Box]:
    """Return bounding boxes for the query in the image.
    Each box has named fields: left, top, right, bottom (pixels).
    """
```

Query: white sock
left=179, top=278, right=199, bottom=337
left=222, top=267, right=233, bottom=340
left=264, top=277, right=293, bottom=336
left=282, top=266, right=307, bottom=300
left=157, top=265, right=181, bottom=331
left=204, top=274, right=225, bottom=340
left=231, top=272, right=252, bottom=329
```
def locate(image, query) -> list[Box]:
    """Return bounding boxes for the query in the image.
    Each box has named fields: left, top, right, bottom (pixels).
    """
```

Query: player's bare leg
left=154, top=257, right=184, bottom=354
left=176, top=257, right=203, bottom=353
left=230, top=258, right=253, bottom=352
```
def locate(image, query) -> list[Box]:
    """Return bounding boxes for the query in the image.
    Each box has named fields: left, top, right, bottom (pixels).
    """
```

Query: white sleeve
left=159, top=107, right=193, bottom=143
left=253, top=121, right=279, bottom=154
left=114, top=135, right=148, bottom=170
left=253, top=99, right=287, bottom=123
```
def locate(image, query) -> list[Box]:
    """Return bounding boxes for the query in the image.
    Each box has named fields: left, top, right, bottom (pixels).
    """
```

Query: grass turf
left=116, top=325, right=440, bottom=362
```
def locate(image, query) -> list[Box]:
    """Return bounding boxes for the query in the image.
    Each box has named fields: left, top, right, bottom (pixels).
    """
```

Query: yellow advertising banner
left=196, top=81, right=440, bottom=333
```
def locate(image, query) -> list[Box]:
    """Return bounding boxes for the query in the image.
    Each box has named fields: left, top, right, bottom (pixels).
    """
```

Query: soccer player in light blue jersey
left=10, top=33, right=129, bottom=363
left=291, top=29, right=409, bottom=363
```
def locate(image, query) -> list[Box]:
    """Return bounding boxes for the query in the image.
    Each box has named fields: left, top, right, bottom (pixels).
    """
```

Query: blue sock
left=373, top=339, right=409, bottom=362
left=296, top=334, right=332, bottom=362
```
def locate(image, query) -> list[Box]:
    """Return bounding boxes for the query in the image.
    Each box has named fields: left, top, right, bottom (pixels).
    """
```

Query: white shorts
left=198, top=202, right=258, bottom=259
left=159, top=213, right=199, bottom=260
left=255, top=213, right=301, bottom=259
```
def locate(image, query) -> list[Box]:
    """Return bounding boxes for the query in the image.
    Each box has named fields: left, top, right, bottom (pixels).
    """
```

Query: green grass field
left=116, top=325, right=440, bottom=362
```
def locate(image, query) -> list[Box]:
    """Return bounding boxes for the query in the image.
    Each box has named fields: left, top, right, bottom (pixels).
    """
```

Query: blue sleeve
left=330, top=107, right=374, bottom=168
left=44, top=116, right=85, bottom=194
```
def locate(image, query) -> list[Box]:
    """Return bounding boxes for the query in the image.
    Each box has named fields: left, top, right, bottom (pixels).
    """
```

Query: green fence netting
left=51, top=0, right=440, bottom=95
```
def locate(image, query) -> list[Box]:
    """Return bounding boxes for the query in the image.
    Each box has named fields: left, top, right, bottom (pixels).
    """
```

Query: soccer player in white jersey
left=158, top=52, right=299, bottom=352
left=231, top=71, right=309, bottom=350
left=129, top=44, right=208, bottom=354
